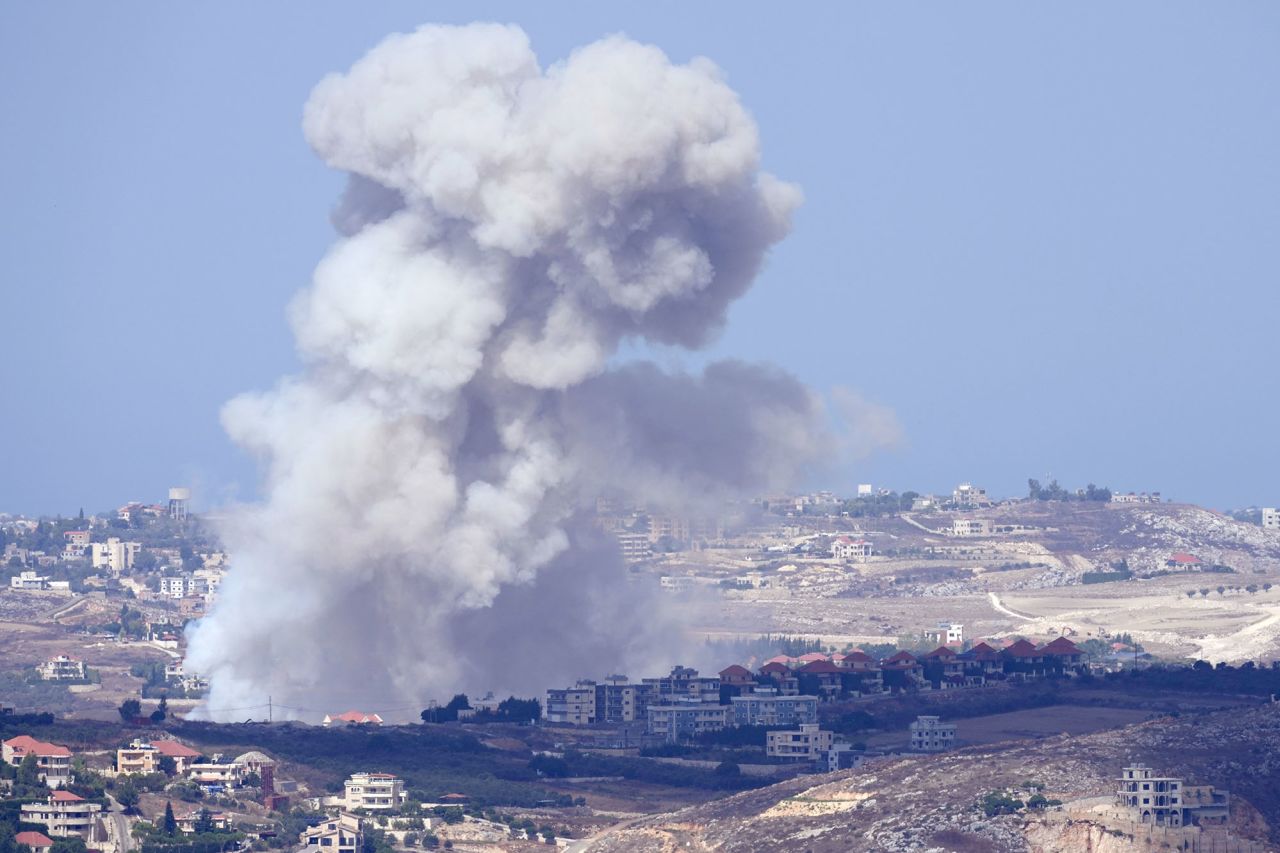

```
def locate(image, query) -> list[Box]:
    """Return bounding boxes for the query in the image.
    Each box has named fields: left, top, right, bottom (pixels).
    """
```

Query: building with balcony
left=766, top=724, right=833, bottom=761
left=908, top=716, right=956, bottom=752
left=1116, top=765, right=1230, bottom=827
left=645, top=701, right=728, bottom=742
left=545, top=682, right=598, bottom=725
left=38, top=656, right=86, bottom=682
left=301, top=813, right=362, bottom=853
left=343, top=772, right=406, bottom=811
left=3, top=735, right=72, bottom=787
left=729, top=690, right=818, bottom=726
left=20, top=791, right=102, bottom=837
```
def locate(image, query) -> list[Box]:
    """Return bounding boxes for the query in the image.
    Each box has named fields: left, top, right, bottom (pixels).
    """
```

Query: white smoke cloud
left=184, top=23, right=829, bottom=720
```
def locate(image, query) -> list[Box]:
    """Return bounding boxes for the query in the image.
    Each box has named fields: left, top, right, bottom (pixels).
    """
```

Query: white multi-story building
left=908, top=716, right=956, bottom=752
left=730, top=690, right=819, bottom=727
left=20, top=792, right=101, bottom=837
left=158, top=575, right=193, bottom=598
left=343, top=773, right=406, bottom=811
left=302, top=813, right=362, bottom=853
left=1263, top=508, right=1280, bottom=530
left=952, top=483, right=992, bottom=508
left=90, top=538, right=140, bottom=573
left=615, top=531, right=652, bottom=562
left=951, top=518, right=992, bottom=537
left=38, top=656, right=86, bottom=682
left=61, top=530, right=90, bottom=560
left=832, top=536, right=872, bottom=561
left=766, top=723, right=833, bottom=760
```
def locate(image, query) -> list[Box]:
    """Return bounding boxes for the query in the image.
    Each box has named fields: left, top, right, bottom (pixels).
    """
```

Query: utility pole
left=268, top=696, right=273, bottom=723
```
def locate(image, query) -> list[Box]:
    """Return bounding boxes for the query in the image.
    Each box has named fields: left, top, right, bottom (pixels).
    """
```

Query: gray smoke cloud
left=185, top=23, right=829, bottom=720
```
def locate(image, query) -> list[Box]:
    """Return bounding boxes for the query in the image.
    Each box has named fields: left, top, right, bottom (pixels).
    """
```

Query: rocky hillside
left=586, top=705, right=1280, bottom=852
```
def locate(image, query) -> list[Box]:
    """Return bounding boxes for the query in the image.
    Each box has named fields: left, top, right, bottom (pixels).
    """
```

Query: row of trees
left=1027, top=479, right=1112, bottom=502
left=419, top=696, right=540, bottom=725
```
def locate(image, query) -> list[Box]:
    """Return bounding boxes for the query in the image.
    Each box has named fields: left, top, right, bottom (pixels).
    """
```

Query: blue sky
left=2, top=3, right=1277, bottom=515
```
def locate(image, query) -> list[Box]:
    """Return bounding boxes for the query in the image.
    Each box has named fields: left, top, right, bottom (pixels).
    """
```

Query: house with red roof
left=322, top=711, right=384, bottom=727
left=922, top=646, right=970, bottom=687
left=3, top=735, right=72, bottom=788
left=15, top=831, right=53, bottom=853
left=1038, top=637, right=1086, bottom=673
left=959, top=642, right=1004, bottom=679
left=1166, top=553, right=1203, bottom=568
left=878, top=651, right=924, bottom=690
left=717, top=664, right=754, bottom=687
left=20, top=791, right=102, bottom=838
left=797, top=659, right=843, bottom=698
left=757, top=661, right=800, bottom=695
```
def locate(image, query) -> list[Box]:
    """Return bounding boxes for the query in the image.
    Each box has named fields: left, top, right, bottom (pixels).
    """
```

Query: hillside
left=585, top=704, right=1280, bottom=852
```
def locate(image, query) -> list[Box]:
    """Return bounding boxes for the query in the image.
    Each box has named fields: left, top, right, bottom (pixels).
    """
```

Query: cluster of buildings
left=545, top=636, right=1086, bottom=746
left=594, top=501, right=728, bottom=562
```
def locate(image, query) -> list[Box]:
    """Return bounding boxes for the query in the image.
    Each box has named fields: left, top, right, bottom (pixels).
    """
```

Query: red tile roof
left=51, top=790, right=84, bottom=802
left=1169, top=553, right=1202, bottom=564
left=718, top=664, right=752, bottom=678
left=759, top=661, right=790, bottom=675
left=925, top=646, right=957, bottom=659
left=883, top=650, right=917, bottom=664
left=837, top=651, right=874, bottom=664
left=965, top=642, right=1001, bottom=659
left=327, top=711, right=384, bottom=724
left=799, top=660, right=841, bottom=674
left=3, top=735, right=71, bottom=757
left=152, top=740, right=201, bottom=758
left=1003, top=639, right=1040, bottom=657
left=796, top=652, right=828, bottom=662
left=15, top=832, right=53, bottom=848
left=1039, top=637, right=1083, bottom=656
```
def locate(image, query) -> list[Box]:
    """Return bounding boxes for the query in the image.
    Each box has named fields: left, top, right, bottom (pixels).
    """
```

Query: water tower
left=168, top=487, right=190, bottom=520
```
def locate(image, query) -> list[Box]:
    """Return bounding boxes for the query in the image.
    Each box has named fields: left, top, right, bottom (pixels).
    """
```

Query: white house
left=343, top=772, right=406, bottom=810
left=832, top=536, right=872, bottom=561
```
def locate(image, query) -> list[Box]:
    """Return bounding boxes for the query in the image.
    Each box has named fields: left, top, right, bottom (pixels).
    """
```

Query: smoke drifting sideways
left=185, top=23, right=834, bottom=721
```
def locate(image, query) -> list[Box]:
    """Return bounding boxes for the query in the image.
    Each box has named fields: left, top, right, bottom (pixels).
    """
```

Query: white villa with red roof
left=3, top=735, right=72, bottom=788
left=20, top=790, right=103, bottom=837
left=15, top=831, right=54, bottom=853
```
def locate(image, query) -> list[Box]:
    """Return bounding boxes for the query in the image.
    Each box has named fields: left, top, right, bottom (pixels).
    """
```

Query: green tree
left=157, top=755, right=177, bottom=776
left=150, top=694, right=168, bottom=724
left=115, top=780, right=140, bottom=813
left=17, top=753, right=44, bottom=788
left=118, top=698, right=142, bottom=722
left=163, top=801, right=177, bottom=836
left=194, top=807, right=214, bottom=834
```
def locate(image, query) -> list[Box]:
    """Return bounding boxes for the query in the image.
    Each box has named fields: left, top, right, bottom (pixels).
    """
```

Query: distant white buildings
left=908, top=715, right=956, bottom=752
left=343, top=772, right=406, bottom=811
left=615, top=531, right=652, bottom=562
left=1111, top=492, right=1161, bottom=504
left=952, top=483, right=992, bottom=509
left=951, top=518, right=992, bottom=537
left=934, top=623, right=963, bottom=646
left=856, top=484, right=873, bottom=497
left=832, top=536, right=872, bottom=561
left=1116, top=765, right=1229, bottom=827
left=659, top=575, right=697, bottom=593
left=9, top=571, right=69, bottom=592
left=646, top=701, right=729, bottom=742
left=90, top=537, right=140, bottom=573
left=38, top=656, right=86, bottom=682
left=1263, top=508, right=1279, bottom=530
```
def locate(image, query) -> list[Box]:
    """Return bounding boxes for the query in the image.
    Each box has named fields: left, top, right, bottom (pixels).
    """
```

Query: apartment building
left=730, top=689, right=818, bottom=726
left=642, top=666, right=720, bottom=704
left=3, top=736, right=72, bottom=788
left=38, top=656, right=86, bottom=682
left=343, top=772, right=406, bottom=810
left=952, top=483, right=992, bottom=508
left=594, top=676, right=648, bottom=723
left=158, top=575, right=194, bottom=598
left=615, top=532, right=652, bottom=562
left=908, top=716, right=956, bottom=752
left=20, top=791, right=102, bottom=837
left=302, top=813, right=363, bottom=853
left=1264, top=508, right=1279, bottom=530
left=90, top=537, right=140, bottom=573
left=766, top=724, right=833, bottom=760
left=61, top=530, right=90, bottom=560
left=646, top=701, right=728, bottom=742
left=545, top=682, right=598, bottom=725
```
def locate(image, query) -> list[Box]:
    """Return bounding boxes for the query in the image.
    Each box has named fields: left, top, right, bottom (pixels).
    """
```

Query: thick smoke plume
left=186, top=23, right=828, bottom=720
